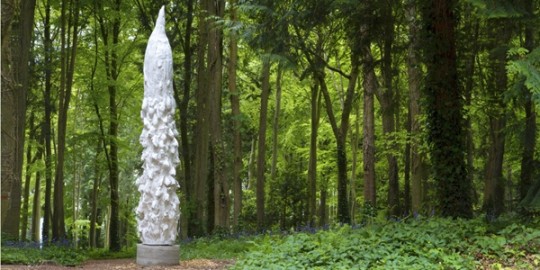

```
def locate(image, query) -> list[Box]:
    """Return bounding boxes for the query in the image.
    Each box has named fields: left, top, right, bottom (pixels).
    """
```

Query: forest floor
left=1, top=259, right=235, bottom=270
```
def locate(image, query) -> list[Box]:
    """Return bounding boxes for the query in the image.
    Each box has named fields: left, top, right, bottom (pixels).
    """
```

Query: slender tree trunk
left=181, top=0, right=194, bottom=237
left=483, top=20, right=510, bottom=219
left=193, top=0, right=211, bottom=236
left=248, top=137, right=257, bottom=190
left=228, top=0, right=243, bottom=230
left=423, top=0, right=472, bottom=218
left=41, top=0, right=53, bottom=243
left=271, top=65, right=283, bottom=181
left=362, top=45, right=377, bottom=208
left=32, top=128, right=44, bottom=242
left=53, top=0, right=79, bottom=241
left=208, top=0, right=229, bottom=231
left=96, top=0, right=121, bottom=250
left=32, top=166, right=42, bottom=242
left=256, top=59, right=271, bottom=230
left=90, top=144, right=101, bottom=248
left=1, top=0, right=36, bottom=241
left=349, top=100, right=360, bottom=223
left=307, top=82, right=321, bottom=227
left=377, top=0, right=399, bottom=217
left=21, top=114, right=36, bottom=241
left=318, top=58, right=358, bottom=225
left=406, top=0, right=427, bottom=214
left=319, top=174, right=328, bottom=227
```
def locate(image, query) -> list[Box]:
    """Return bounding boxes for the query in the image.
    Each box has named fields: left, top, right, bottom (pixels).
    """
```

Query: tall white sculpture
left=136, top=6, right=180, bottom=264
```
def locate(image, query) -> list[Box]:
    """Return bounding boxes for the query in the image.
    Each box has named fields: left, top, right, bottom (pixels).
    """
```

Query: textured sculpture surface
left=136, top=6, right=180, bottom=246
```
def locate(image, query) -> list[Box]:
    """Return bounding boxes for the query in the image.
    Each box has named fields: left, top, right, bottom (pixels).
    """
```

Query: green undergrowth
left=2, top=217, right=538, bottom=268
left=180, top=236, right=256, bottom=260
left=0, top=244, right=136, bottom=266
left=233, top=217, right=540, bottom=269
left=1, top=245, right=88, bottom=266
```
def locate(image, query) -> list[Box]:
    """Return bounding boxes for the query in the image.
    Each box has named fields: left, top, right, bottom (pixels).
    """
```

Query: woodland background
left=1, top=0, right=540, bottom=252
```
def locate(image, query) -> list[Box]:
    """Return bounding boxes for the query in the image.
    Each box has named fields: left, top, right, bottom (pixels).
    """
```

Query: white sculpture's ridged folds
left=136, top=6, right=180, bottom=246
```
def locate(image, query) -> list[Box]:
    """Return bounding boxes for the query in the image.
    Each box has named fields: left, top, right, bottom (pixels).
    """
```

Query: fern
left=507, top=47, right=540, bottom=106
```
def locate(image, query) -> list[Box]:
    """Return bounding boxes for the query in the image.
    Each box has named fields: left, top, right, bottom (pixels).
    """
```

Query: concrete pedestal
left=136, top=244, right=179, bottom=266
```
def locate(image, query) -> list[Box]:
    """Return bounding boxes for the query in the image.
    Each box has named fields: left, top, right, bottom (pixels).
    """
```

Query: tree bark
left=96, top=0, right=121, bottom=250
left=483, top=20, right=511, bottom=219
left=406, top=0, right=427, bottom=215
left=376, top=0, right=400, bottom=217
left=307, top=82, right=321, bottom=227
left=1, top=0, right=36, bottom=241
left=90, top=144, right=102, bottom=248
left=208, top=0, right=229, bottom=231
left=271, top=65, right=283, bottom=181
left=31, top=166, right=42, bottom=242
left=53, top=0, right=80, bottom=241
left=256, top=59, right=271, bottom=230
left=193, top=0, right=211, bottom=236
left=180, top=0, right=194, bottom=238
left=21, top=114, right=36, bottom=241
left=423, top=0, right=472, bottom=218
left=362, top=45, right=377, bottom=209
left=228, top=0, right=243, bottom=230
left=41, top=0, right=54, bottom=243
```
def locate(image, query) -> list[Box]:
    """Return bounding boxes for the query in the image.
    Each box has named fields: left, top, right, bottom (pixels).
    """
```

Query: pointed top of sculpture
left=155, top=6, right=165, bottom=31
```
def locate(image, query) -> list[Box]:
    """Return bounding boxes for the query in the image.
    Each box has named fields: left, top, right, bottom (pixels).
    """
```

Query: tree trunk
left=406, top=0, right=427, bottom=215
left=193, top=0, right=211, bottom=236
left=32, top=127, right=44, bottom=242
left=256, top=59, right=271, bottom=230
left=41, top=0, right=54, bottom=243
left=96, top=0, right=121, bottom=250
left=1, top=0, right=36, bottom=241
left=53, top=0, right=80, bottom=241
left=362, top=45, right=377, bottom=209
left=32, top=166, right=42, bottom=242
left=271, top=65, right=283, bottom=181
left=318, top=56, right=358, bottom=224
left=423, top=0, right=472, bottom=218
left=180, top=0, right=194, bottom=237
left=228, top=0, right=243, bottom=230
left=307, top=82, right=321, bottom=227
left=483, top=20, right=511, bottom=219
left=208, top=0, right=229, bottom=231
left=90, top=144, right=102, bottom=248
left=349, top=99, right=360, bottom=223
left=319, top=175, right=328, bottom=227
left=377, top=0, right=399, bottom=218
left=21, top=114, right=36, bottom=241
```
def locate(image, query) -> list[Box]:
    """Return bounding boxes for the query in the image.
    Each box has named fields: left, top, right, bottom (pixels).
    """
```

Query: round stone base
left=136, top=244, right=179, bottom=266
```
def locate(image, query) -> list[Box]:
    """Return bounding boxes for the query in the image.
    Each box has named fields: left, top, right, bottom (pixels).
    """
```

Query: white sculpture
left=136, top=6, right=180, bottom=246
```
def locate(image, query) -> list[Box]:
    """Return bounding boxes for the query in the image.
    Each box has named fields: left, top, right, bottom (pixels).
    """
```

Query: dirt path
left=1, top=259, right=235, bottom=270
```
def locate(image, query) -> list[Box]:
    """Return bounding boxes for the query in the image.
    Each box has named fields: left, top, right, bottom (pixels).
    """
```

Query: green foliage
left=232, top=217, right=540, bottom=269
left=507, top=47, right=540, bottom=105
left=463, top=0, right=526, bottom=18
left=87, top=247, right=136, bottom=260
left=1, top=246, right=87, bottom=266
left=180, top=237, right=257, bottom=260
